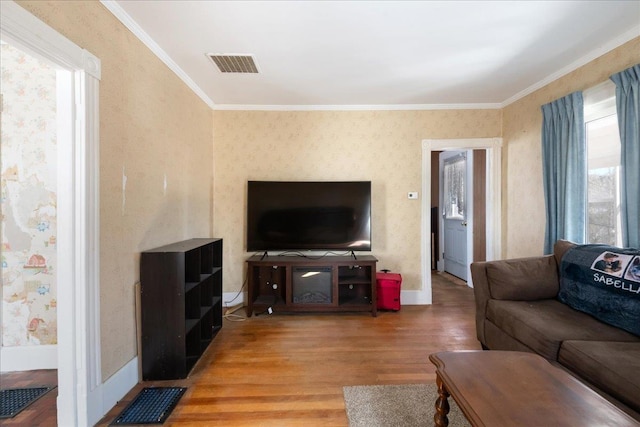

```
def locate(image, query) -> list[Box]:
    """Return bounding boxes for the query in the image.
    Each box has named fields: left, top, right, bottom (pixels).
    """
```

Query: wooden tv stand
left=246, top=254, right=377, bottom=317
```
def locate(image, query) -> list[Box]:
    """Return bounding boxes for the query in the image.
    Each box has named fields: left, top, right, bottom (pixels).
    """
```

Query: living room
left=1, top=0, right=639, bottom=425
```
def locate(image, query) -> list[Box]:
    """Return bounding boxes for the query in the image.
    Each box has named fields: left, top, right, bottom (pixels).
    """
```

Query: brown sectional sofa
left=471, top=240, right=640, bottom=418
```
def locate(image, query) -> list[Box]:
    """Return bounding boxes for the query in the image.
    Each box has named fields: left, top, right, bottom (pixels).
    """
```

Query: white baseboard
left=400, top=289, right=431, bottom=305
left=0, top=345, right=57, bottom=372
left=89, top=356, right=139, bottom=426
left=222, top=291, right=245, bottom=307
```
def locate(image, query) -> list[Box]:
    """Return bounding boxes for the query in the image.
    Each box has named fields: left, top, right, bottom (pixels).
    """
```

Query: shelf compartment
left=185, top=281, right=199, bottom=293
left=185, top=287, right=200, bottom=319
left=250, top=265, right=286, bottom=302
left=211, top=241, right=222, bottom=271
left=338, top=265, right=372, bottom=283
left=185, top=249, right=201, bottom=283
left=185, top=326, right=201, bottom=358
left=338, top=282, right=372, bottom=305
left=200, top=275, right=214, bottom=306
left=185, top=318, right=199, bottom=334
left=200, top=308, right=214, bottom=341
left=200, top=243, right=214, bottom=274
left=212, top=298, right=223, bottom=329
left=200, top=305, right=213, bottom=318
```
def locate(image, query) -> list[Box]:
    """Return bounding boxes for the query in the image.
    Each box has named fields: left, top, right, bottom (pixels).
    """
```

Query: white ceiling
left=104, top=1, right=640, bottom=110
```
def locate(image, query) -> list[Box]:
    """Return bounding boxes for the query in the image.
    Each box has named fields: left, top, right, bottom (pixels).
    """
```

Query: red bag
left=376, top=272, right=402, bottom=311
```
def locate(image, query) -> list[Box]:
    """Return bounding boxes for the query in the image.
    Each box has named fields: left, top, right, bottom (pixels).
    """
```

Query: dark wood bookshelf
left=140, top=238, right=223, bottom=380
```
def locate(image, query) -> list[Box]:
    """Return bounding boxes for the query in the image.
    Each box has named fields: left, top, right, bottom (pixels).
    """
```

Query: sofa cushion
left=486, top=299, right=640, bottom=360
left=559, top=244, right=640, bottom=336
left=486, top=256, right=559, bottom=300
left=558, top=340, right=640, bottom=413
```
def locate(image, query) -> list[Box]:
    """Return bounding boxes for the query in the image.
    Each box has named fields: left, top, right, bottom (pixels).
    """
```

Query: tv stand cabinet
left=246, top=255, right=377, bottom=317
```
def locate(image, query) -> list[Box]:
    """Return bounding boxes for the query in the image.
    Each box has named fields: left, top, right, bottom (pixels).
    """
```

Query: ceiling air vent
left=208, top=54, right=258, bottom=73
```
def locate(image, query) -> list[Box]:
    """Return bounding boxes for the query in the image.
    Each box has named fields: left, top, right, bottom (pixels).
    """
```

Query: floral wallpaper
left=17, top=0, right=214, bottom=379
left=212, top=109, right=502, bottom=294
left=10, top=0, right=639, bottom=384
left=1, top=43, right=58, bottom=346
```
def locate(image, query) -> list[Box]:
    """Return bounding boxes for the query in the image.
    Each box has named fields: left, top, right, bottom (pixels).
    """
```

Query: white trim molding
left=0, top=345, right=58, bottom=371
left=100, top=357, right=139, bottom=420
left=212, top=103, right=503, bottom=111
left=223, top=291, right=245, bottom=307
left=104, top=0, right=638, bottom=112
left=501, top=25, right=640, bottom=108
left=1, top=1, right=105, bottom=425
left=100, top=0, right=214, bottom=108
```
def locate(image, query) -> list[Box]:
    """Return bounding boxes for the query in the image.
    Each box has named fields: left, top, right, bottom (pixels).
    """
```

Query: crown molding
left=500, top=24, right=640, bottom=108
left=211, top=103, right=502, bottom=111
left=101, top=0, right=639, bottom=112
left=100, top=0, right=216, bottom=109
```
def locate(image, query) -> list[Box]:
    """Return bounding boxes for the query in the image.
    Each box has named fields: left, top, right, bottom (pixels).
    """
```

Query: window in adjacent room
left=584, top=80, right=622, bottom=246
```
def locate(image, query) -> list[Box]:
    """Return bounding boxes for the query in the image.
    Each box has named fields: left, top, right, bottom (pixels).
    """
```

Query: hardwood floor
left=0, top=369, right=58, bottom=426
left=1, top=272, right=478, bottom=426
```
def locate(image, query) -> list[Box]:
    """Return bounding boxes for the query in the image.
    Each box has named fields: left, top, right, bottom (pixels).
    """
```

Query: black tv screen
left=247, top=181, right=371, bottom=251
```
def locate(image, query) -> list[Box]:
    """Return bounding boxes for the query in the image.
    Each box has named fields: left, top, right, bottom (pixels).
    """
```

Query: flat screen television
left=247, top=181, right=371, bottom=252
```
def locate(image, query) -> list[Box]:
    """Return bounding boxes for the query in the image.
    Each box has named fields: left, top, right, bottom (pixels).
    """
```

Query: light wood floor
left=1, top=272, right=478, bottom=426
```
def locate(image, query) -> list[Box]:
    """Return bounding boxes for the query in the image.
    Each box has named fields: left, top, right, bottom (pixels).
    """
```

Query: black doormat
left=0, top=386, right=54, bottom=419
left=111, top=387, right=187, bottom=425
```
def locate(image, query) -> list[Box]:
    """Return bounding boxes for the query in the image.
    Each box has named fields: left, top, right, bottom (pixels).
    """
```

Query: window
left=443, top=153, right=466, bottom=220
left=584, top=81, right=622, bottom=246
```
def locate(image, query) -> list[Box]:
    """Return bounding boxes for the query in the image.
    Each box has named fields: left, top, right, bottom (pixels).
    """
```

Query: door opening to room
left=430, top=148, right=487, bottom=284
left=2, top=4, right=102, bottom=424
left=1, top=40, right=59, bottom=372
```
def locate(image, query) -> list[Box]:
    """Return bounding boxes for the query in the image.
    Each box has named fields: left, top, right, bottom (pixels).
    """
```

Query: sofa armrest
left=470, top=255, right=559, bottom=345
left=470, top=261, right=493, bottom=345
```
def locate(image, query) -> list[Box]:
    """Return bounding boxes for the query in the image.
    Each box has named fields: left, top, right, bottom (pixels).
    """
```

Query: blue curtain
left=541, top=92, right=586, bottom=254
left=610, top=64, right=640, bottom=249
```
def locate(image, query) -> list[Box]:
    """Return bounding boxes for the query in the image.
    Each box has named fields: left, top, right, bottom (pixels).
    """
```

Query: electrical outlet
left=267, top=307, right=273, bottom=315
left=408, top=192, right=419, bottom=199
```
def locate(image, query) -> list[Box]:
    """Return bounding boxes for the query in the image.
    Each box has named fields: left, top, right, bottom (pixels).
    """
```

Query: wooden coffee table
left=429, top=350, right=639, bottom=427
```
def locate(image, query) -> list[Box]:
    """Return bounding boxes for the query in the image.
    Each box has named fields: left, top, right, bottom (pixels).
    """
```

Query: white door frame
left=420, top=138, right=502, bottom=302
left=1, top=2, right=102, bottom=425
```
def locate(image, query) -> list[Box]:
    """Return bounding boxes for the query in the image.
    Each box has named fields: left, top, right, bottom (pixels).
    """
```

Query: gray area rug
left=343, top=383, right=470, bottom=427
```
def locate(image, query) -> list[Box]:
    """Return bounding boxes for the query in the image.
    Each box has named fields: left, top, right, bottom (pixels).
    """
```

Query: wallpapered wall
left=212, top=110, right=501, bottom=293
left=11, top=0, right=640, bottom=385
left=502, top=37, right=640, bottom=258
left=17, top=0, right=214, bottom=380
left=1, top=43, right=58, bottom=346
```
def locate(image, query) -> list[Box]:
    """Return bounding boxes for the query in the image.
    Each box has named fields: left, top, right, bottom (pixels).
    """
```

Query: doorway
left=420, top=138, right=502, bottom=303
left=0, top=40, right=59, bottom=369
left=439, top=150, right=471, bottom=281
left=2, top=2, right=102, bottom=425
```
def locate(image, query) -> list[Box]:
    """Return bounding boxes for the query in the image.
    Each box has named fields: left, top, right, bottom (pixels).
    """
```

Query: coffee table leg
left=434, top=374, right=450, bottom=427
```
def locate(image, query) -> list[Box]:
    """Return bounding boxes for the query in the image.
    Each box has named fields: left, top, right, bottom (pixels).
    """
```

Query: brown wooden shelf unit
left=140, top=238, right=223, bottom=380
